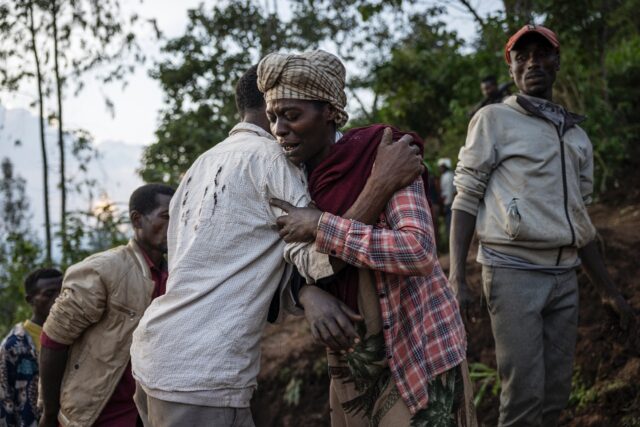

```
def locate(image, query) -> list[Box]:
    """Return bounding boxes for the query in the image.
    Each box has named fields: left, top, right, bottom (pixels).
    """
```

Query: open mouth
left=281, top=142, right=300, bottom=153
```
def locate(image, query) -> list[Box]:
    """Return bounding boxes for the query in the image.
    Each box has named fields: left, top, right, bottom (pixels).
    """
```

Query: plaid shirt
left=315, top=178, right=467, bottom=414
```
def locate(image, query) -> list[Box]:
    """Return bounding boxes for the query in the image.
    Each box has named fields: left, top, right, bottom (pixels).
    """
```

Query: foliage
left=0, top=158, right=41, bottom=332
left=468, top=362, right=501, bottom=408
left=140, top=0, right=640, bottom=197
left=283, top=377, right=303, bottom=406
left=138, top=0, right=412, bottom=185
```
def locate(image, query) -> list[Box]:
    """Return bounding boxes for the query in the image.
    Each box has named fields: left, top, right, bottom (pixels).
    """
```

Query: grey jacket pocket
left=506, top=198, right=521, bottom=240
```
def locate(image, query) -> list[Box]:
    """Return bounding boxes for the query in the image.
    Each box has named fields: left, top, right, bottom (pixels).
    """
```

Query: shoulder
left=66, top=244, right=132, bottom=281
left=1, top=324, right=25, bottom=351
left=570, top=124, right=590, bottom=139
left=475, top=101, right=514, bottom=121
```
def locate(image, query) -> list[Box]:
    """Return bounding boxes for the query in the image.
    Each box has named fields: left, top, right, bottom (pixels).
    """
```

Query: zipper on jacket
left=556, top=128, right=576, bottom=265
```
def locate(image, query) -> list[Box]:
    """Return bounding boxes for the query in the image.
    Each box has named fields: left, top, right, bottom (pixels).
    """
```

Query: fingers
left=396, top=134, right=414, bottom=146
left=380, top=127, right=393, bottom=145
left=269, top=198, right=294, bottom=213
left=316, top=322, right=344, bottom=351
left=334, top=313, right=358, bottom=343
left=340, top=302, right=364, bottom=322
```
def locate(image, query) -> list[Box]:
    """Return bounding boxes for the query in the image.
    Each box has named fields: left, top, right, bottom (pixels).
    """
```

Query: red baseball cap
left=505, top=24, right=560, bottom=64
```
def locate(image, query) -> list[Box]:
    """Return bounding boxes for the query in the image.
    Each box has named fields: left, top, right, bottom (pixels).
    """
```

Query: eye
left=284, top=112, right=299, bottom=121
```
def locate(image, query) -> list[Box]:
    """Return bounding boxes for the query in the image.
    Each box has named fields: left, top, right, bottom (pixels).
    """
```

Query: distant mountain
left=0, top=104, right=144, bottom=245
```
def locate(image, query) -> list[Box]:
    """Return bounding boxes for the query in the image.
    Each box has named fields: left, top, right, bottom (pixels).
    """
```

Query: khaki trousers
left=134, top=382, right=255, bottom=427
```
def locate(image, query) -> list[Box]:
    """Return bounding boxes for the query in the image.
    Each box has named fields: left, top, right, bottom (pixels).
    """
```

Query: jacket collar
left=504, top=94, right=586, bottom=130
left=128, top=239, right=152, bottom=280
left=229, top=122, right=274, bottom=140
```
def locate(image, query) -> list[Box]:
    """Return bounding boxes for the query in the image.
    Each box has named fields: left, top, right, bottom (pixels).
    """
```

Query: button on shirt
left=130, top=122, right=312, bottom=408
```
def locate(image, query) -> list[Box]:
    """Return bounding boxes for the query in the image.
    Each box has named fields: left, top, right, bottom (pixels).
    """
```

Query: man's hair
left=24, top=268, right=62, bottom=296
left=481, top=75, right=497, bottom=84
left=235, top=65, right=265, bottom=117
left=129, top=183, right=175, bottom=215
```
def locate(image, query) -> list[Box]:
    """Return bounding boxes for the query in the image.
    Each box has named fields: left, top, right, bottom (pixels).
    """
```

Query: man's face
left=509, top=34, right=559, bottom=99
left=28, top=276, right=62, bottom=320
left=265, top=99, right=335, bottom=168
left=132, top=194, right=172, bottom=253
left=481, top=81, right=498, bottom=99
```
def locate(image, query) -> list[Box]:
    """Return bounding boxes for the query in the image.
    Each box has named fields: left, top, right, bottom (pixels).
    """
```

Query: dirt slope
left=251, top=202, right=640, bottom=427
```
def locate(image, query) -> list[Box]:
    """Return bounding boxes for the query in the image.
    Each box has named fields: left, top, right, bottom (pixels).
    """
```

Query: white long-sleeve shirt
left=130, top=122, right=330, bottom=408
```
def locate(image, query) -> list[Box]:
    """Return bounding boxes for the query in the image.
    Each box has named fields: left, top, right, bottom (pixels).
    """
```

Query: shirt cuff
left=41, top=331, right=69, bottom=350
left=451, top=191, right=480, bottom=216
left=316, top=212, right=350, bottom=257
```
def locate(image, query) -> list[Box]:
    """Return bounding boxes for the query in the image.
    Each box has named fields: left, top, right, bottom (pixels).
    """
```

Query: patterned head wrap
left=257, top=50, right=349, bottom=128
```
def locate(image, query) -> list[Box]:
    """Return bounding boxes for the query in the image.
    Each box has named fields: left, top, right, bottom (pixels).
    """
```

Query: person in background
left=438, top=157, right=455, bottom=239
left=469, top=75, right=513, bottom=117
left=0, top=268, right=62, bottom=427
left=38, top=184, right=174, bottom=427
left=449, top=24, right=635, bottom=426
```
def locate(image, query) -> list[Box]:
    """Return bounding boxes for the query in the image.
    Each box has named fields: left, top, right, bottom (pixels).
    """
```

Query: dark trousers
left=482, top=266, right=578, bottom=427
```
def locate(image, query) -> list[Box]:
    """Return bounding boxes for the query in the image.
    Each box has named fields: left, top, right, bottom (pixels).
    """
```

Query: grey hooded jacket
left=452, top=95, right=596, bottom=266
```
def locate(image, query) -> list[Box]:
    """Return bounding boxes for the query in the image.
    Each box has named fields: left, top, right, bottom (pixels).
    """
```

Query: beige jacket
left=43, top=240, right=155, bottom=427
left=453, top=95, right=597, bottom=266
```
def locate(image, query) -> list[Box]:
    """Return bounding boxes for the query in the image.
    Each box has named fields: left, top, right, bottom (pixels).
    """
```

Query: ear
left=130, top=210, right=143, bottom=229
left=25, top=294, right=33, bottom=305
left=508, top=63, right=514, bottom=80
left=555, top=53, right=560, bottom=71
left=324, top=104, right=337, bottom=123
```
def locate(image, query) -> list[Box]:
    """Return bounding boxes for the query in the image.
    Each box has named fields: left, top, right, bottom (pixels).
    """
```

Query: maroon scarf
left=308, top=124, right=428, bottom=310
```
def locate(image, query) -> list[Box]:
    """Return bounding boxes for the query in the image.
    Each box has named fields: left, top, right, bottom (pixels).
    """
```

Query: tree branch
left=348, top=87, right=373, bottom=122
left=457, top=0, right=486, bottom=29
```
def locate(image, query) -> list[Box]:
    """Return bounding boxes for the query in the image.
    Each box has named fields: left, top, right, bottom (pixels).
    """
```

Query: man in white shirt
left=130, top=65, right=423, bottom=427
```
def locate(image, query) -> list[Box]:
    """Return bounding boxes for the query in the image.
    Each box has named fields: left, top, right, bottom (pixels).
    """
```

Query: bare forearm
left=449, top=209, right=476, bottom=281
left=328, top=177, right=396, bottom=271
left=39, top=347, right=68, bottom=417
left=342, top=178, right=396, bottom=225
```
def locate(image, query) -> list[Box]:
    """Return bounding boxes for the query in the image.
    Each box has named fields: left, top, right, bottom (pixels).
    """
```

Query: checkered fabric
left=315, top=178, right=468, bottom=415
left=257, top=50, right=349, bottom=127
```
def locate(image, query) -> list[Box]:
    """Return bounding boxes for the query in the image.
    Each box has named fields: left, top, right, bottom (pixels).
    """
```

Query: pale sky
left=2, top=0, right=501, bottom=149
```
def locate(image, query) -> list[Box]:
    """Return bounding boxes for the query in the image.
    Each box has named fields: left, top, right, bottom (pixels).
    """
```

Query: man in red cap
left=449, top=24, right=635, bottom=426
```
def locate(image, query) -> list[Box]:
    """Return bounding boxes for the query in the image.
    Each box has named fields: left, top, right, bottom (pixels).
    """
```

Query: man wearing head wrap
left=260, top=50, right=475, bottom=427
left=128, top=64, right=422, bottom=427
left=450, top=25, right=634, bottom=426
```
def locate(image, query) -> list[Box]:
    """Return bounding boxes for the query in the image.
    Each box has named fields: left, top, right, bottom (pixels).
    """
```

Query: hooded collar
left=504, top=94, right=586, bottom=132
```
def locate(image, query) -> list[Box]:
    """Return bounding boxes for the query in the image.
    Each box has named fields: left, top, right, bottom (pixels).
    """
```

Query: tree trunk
left=51, top=0, right=67, bottom=262
left=27, top=0, right=52, bottom=264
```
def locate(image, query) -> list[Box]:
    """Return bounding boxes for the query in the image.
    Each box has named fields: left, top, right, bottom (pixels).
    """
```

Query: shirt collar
left=137, top=241, right=166, bottom=272
left=229, top=122, right=275, bottom=140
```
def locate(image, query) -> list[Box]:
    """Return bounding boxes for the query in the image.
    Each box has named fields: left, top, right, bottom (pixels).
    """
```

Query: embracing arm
left=315, top=178, right=436, bottom=276
left=281, top=127, right=424, bottom=278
